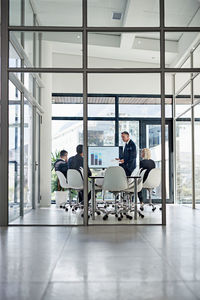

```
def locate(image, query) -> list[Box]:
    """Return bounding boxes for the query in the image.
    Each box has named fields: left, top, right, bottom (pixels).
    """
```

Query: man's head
left=76, top=144, right=83, bottom=156
left=121, top=131, right=130, bottom=143
left=60, top=150, right=68, bottom=162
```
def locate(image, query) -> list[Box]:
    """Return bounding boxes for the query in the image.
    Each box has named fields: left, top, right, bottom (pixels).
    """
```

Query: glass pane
left=25, top=0, right=34, bottom=25
left=194, top=44, right=200, bottom=68
left=88, top=0, right=159, bottom=27
left=119, top=97, right=172, bottom=118
left=175, top=84, right=191, bottom=118
left=165, top=32, right=198, bottom=68
left=9, top=43, right=21, bottom=68
left=52, top=104, right=83, bottom=117
left=88, top=121, right=115, bottom=146
left=165, top=0, right=200, bottom=27
left=88, top=32, right=160, bottom=68
left=176, top=119, right=192, bottom=205
left=119, top=120, right=139, bottom=166
left=88, top=73, right=162, bottom=225
left=52, top=120, right=83, bottom=157
left=9, top=100, right=21, bottom=222
left=9, top=32, right=82, bottom=68
left=38, top=0, right=83, bottom=26
left=9, top=0, right=21, bottom=25
left=24, top=100, right=33, bottom=211
left=88, top=104, right=115, bottom=117
left=146, top=124, right=169, bottom=200
left=194, top=107, right=200, bottom=208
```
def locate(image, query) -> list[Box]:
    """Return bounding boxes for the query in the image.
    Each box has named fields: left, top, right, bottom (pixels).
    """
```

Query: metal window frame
left=2, top=0, right=200, bottom=226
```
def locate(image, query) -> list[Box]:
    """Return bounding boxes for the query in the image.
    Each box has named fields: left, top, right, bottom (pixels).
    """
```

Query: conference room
left=5, top=0, right=200, bottom=226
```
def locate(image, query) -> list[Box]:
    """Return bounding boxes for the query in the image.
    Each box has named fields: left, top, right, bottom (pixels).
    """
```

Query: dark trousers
left=138, top=191, right=143, bottom=203
left=78, top=190, right=91, bottom=204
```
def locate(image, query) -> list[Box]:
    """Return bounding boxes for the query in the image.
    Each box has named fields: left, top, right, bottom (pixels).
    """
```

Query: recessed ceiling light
left=112, top=12, right=122, bottom=20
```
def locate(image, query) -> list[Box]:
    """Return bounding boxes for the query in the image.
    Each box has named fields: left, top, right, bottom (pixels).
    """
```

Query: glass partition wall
left=1, top=0, right=200, bottom=225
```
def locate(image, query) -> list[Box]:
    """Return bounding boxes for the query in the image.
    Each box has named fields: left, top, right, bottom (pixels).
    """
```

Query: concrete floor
left=1, top=205, right=200, bottom=300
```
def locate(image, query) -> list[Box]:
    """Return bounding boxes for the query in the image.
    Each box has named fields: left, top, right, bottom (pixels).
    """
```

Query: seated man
left=68, top=144, right=92, bottom=203
left=54, top=150, right=68, bottom=178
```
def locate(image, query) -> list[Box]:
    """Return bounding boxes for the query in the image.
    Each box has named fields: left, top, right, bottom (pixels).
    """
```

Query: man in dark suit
left=68, top=144, right=92, bottom=177
left=117, top=131, right=137, bottom=176
left=54, top=150, right=68, bottom=178
left=68, top=144, right=92, bottom=203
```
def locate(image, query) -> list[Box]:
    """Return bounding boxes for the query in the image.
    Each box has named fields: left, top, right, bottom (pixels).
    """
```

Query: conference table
left=89, top=175, right=141, bottom=221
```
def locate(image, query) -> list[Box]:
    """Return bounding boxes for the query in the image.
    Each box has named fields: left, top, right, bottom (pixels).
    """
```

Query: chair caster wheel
left=88, top=215, right=90, bottom=219
left=104, top=205, right=107, bottom=208
left=103, top=215, right=108, bottom=220
left=75, top=207, right=78, bottom=210
left=60, top=205, right=63, bottom=209
left=65, top=208, right=68, bottom=212
left=81, top=213, right=83, bottom=218
left=127, top=215, right=133, bottom=220
left=152, top=207, right=156, bottom=212
left=115, top=214, right=118, bottom=218
left=97, top=212, right=101, bottom=215
left=72, top=208, right=75, bottom=212
left=140, top=207, right=144, bottom=211
left=159, top=207, right=162, bottom=210
left=118, top=217, right=122, bottom=221
left=112, top=205, right=115, bottom=208
left=140, top=213, right=144, bottom=218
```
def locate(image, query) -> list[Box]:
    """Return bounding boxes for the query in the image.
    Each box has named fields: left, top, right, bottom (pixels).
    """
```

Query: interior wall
left=52, top=53, right=174, bottom=94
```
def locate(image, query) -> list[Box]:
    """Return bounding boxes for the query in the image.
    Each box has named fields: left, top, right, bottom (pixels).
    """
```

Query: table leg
left=92, top=178, right=95, bottom=220
left=134, top=178, right=138, bottom=220
left=69, top=188, right=72, bottom=205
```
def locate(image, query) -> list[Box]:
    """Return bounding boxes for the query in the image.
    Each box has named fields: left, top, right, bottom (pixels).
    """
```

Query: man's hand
left=119, top=159, right=124, bottom=164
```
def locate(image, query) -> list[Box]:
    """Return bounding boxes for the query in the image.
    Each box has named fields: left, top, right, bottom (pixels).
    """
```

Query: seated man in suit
left=116, top=131, right=137, bottom=176
left=68, top=144, right=92, bottom=203
left=54, top=150, right=68, bottom=178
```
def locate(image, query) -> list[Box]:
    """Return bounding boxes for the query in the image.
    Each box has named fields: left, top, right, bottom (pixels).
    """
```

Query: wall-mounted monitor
left=88, top=146, right=119, bottom=168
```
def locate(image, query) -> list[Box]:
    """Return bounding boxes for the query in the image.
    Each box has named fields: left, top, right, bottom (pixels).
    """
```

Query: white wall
left=52, top=53, right=177, bottom=94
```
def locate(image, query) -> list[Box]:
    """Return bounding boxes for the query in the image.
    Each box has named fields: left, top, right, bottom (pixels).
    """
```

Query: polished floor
left=1, top=205, right=200, bottom=300
left=11, top=203, right=162, bottom=225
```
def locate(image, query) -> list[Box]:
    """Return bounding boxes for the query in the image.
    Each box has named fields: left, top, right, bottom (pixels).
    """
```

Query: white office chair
left=102, top=166, right=129, bottom=221
left=56, top=171, right=72, bottom=210
left=66, top=169, right=87, bottom=214
left=67, top=169, right=101, bottom=218
left=123, top=169, right=145, bottom=219
left=140, top=168, right=161, bottom=212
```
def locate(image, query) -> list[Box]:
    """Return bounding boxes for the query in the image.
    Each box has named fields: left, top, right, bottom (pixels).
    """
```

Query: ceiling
left=9, top=0, right=200, bottom=67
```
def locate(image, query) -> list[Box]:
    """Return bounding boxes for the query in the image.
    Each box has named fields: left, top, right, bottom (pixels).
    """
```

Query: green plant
left=51, top=150, right=61, bottom=193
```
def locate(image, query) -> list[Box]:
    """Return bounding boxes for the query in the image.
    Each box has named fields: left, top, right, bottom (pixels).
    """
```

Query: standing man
left=54, top=150, right=68, bottom=178
left=116, top=131, right=137, bottom=176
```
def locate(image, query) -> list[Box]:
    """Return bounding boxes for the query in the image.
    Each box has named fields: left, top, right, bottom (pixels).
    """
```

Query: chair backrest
left=143, top=168, right=161, bottom=189
left=102, top=166, right=128, bottom=192
left=56, top=171, right=69, bottom=189
left=67, top=169, right=83, bottom=190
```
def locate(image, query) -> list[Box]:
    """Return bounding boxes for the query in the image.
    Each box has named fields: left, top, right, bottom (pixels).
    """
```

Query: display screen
left=88, top=147, right=119, bottom=168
